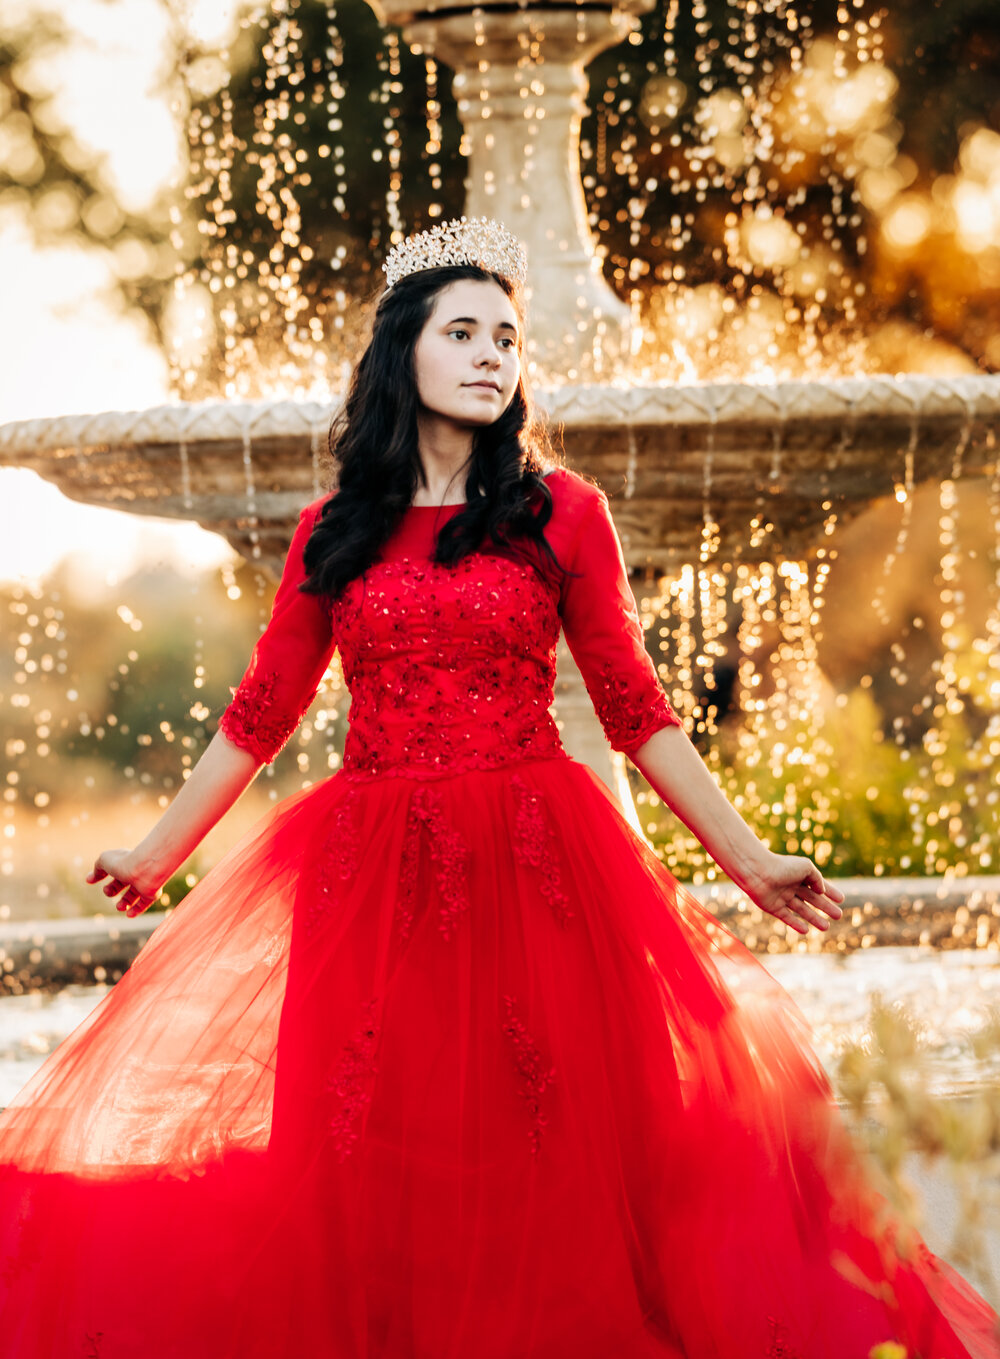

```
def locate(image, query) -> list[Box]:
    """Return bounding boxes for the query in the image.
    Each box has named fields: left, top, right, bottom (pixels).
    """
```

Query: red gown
left=0, top=467, right=996, bottom=1358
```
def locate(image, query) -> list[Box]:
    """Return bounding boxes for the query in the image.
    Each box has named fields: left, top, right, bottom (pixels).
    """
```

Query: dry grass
left=839, top=1000, right=1000, bottom=1333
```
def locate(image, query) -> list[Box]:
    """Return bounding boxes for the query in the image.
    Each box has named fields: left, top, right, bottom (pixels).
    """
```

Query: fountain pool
left=2, top=948, right=998, bottom=1109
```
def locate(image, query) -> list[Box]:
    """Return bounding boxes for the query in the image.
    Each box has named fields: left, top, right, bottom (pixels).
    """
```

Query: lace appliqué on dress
left=589, top=660, right=681, bottom=756
left=307, top=787, right=363, bottom=937
left=395, top=787, right=471, bottom=942
left=502, top=994, right=556, bottom=1158
left=510, top=775, right=573, bottom=928
left=395, top=797, right=422, bottom=942
left=216, top=479, right=684, bottom=782
left=765, top=1317, right=802, bottom=1358
left=219, top=672, right=301, bottom=765
left=327, top=998, right=381, bottom=1162
left=83, top=1331, right=104, bottom=1358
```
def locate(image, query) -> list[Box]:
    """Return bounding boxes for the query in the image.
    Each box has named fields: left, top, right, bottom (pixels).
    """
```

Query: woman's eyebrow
left=444, top=315, right=518, bottom=332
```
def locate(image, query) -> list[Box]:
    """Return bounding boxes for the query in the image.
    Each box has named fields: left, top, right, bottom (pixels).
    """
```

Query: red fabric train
left=0, top=467, right=995, bottom=1357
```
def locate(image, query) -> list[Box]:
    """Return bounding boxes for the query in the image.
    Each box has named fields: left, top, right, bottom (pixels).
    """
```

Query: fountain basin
left=3, top=373, right=998, bottom=573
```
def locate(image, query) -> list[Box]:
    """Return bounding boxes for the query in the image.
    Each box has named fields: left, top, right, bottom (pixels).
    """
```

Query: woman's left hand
left=741, top=852, right=845, bottom=935
left=628, top=727, right=845, bottom=936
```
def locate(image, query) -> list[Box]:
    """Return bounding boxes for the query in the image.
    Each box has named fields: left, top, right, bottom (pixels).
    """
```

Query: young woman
left=0, top=219, right=995, bottom=1358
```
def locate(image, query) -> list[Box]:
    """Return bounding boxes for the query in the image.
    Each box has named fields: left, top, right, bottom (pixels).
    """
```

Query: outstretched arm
left=87, top=731, right=262, bottom=917
left=629, top=724, right=844, bottom=935
left=559, top=483, right=842, bottom=935
left=87, top=498, right=336, bottom=918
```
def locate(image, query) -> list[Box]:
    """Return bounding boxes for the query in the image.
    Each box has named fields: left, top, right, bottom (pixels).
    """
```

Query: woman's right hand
left=86, top=850, right=164, bottom=918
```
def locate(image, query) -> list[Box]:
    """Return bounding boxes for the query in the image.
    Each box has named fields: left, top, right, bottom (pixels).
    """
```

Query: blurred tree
left=890, top=0, right=1000, bottom=164
left=0, top=555, right=342, bottom=807
left=582, top=0, right=1000, bottom=369
left=0, top=8, right=174, bottom=343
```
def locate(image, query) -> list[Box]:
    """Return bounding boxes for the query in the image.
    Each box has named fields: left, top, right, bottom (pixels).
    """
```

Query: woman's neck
left=413, top=418, right=475, bottom=505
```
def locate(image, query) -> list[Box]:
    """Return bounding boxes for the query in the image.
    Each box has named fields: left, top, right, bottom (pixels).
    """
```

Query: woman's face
left=411, top=278, right=521, bottom=430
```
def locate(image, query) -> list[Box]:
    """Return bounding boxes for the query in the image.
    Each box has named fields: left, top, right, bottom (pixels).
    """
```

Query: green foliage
left=156, top=862, right=202, bottom=911
left=1, top=558, right=318, bottom=808
left=0, top=8, right=172, bottom=334
left=638, top=674, right=998, bottom=880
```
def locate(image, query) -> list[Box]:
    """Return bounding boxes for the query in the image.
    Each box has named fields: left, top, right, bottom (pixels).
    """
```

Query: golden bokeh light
left=881, top=195, right=932, bottom=253
left=742, top=211, right=802, bottom=270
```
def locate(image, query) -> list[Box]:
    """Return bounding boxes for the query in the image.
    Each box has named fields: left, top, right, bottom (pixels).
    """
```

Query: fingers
left=775, top=884, right=842, bottom=934
left=789, top=891, right=843, bottom=933
left=794, top=861, right=844, bottom=923
left=798, top=882, right=843, bottom=922
left=808, top=879, right=844, bottom=914
left=85, top=853, right=155, bottom=916
left=789, top=901, right=824, bottom=932
left=771, top=904, right=809, bottom=935
left=116, top=886, right=153, bottom=918
left=86, top=853, right=121, bottom=890
left=115, top=887, right=154, bottom=917
left=765, top=857, right=846, bottom=936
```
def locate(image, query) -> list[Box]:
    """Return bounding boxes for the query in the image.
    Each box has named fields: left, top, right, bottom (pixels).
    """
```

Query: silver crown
left=382, top=216, right=527, bottom=290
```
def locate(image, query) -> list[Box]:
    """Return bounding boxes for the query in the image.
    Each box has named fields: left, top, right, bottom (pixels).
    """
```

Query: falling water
left=162, top=0, right=924, bottom=395
left=241, top=432, right=261, bottom=561
left=871, top=420, right=918, bottom=630
left=179, top=439, right=194, bottom=512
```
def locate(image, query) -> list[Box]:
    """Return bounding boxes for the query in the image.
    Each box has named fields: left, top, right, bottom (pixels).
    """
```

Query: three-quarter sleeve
left=218, top=500, right=336, bottom=765
left=559, top=489, right=682, bottom=758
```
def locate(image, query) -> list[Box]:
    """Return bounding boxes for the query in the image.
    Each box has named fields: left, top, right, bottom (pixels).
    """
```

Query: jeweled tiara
left=382, top=216, right=528, bottom=290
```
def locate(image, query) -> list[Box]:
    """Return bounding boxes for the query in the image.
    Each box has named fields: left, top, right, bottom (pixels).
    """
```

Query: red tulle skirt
left=0, top=757, right=996, bottom=1358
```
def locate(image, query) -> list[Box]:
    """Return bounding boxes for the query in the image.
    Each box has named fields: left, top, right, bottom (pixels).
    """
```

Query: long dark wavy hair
left=301, top=263, right=570, bottom=598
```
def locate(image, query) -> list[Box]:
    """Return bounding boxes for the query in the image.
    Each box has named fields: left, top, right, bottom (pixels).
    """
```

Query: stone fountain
left=1, top=0, right=999, bottom=790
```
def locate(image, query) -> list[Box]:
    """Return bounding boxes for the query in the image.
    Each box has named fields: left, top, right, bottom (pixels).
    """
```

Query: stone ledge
left=691, top=874, right=1000, bottom=953
left=0, top=915, right=161, bottom=993
left=1, top=875, right=998, bottom=991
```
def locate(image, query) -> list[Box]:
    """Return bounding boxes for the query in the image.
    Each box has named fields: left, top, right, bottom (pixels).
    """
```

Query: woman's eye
left=448, top=328, right=469, bottom=340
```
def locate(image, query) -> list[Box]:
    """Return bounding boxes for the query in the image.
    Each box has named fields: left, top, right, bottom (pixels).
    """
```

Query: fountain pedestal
left=376, top=0, right=653, bottom=371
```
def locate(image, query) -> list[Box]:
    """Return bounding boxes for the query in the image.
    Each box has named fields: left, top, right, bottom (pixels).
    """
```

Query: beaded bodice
left=219, top=469, right=681, bottom=779
left=328, top=545, right=565, bottom=780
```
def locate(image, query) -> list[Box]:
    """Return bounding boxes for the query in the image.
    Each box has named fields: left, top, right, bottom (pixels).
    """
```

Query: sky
left=0, top=0, right=244, bottom=586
